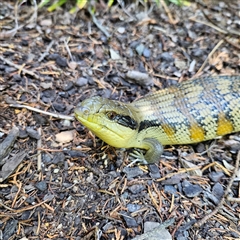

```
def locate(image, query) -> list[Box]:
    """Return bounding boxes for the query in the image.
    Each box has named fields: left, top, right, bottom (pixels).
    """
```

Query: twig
left=0, top=0, right=38, bottom=40
left=64, top=38, right=74, bottom=62
left=37, top=127, right=42, bottom=171
left=0, top=1, right=20, bottom=39
left=224, top=38, right=240, bottom=50
left=195, top=150, right=240, bottom=227
left=116, top=0, right=136, bottom=21
left=197, top=39, right=224, bottom=74
left=0, top=55, right=42, bottom=80
left=160, top=0, right=178, bottom=25
left=88, top=7, right=110, bottom=38
left=189, top=17, right=228, bottom=35
left=38, top=40, right=55, bottom=62
left=9, top=103, right=74, bottom=121
left=201, top=9, right=240, bottom=37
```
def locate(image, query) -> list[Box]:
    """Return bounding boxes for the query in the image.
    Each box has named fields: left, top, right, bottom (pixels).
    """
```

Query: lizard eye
left=106, top=111, right=117, bottom=120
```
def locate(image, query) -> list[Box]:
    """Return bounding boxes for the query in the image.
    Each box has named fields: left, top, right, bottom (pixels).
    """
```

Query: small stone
left=18, top=129, right=28, bottom=139
left=117, top=27, right=125, bottom=34
left=40, top=82, right=53, bottom=89
left=127, top=203, right=141, bottom=213
left=128, top=184, right=145, bottom=194
left=52, top=102, right=66, bottom=112
left=143, top=48, right=151, bottom=58
left=123, top=167, right=143, bottom=179
left=149, top=164, right=161, bottom=178
left=33, top=114, right=49, bottom=125
left=136, top=43, right=145, bottom=56
left=212, top=182, right=224, bottom=200
left=62, top=81, right=74, bottom=91
left=182, top=180, right=202, bottom=198
left=162, top=175, right=184, bottom=185
left=109, top=49, right=121, bottom=60
left=42, top=153, right=52, bottom=163
left=121, top=211, right=138, bottom=228
left=35, top=181, right=47, bottom=191
left=75, top=77, right=88, bottom=87
left=5, top=67, right=17, bottom=73
left=42, top=89, right=56, bottom=102
left=53, top=168, right=59, bottom=173
left=48, top=53, right=59, bottom=60
left=52, top=152, right=65, bottom=164
left=12, top=74, right=22, bottom=82
left=192, top=49, right=204, bottom=57
left=208, top=171, right=224, bottom=182
left=55, top=56, right=68, bottom=67
left=21, top=39, right=29, bottom=46
left=63, top=150, right=85, bottom=158
left=3, top=219, right=18, bottom=239
left=160, top=52, right=174, bottom=62
left=26, top=128, right=40, bottom=140
left=164, top=185, right=178, bottom=195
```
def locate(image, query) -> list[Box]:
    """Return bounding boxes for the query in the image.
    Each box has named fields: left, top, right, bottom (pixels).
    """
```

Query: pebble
left=121, top=211, right=138, bottom=227
left=35, top=181, right=47, bottom=191
left=33, top=114, right=49, bottom=125
left=164, top=185, right=178, bottom=196
left=18, top=129, right=28, bottom=139
left=52, top=102, right=66, bottom=112
left=128, top=184, right=145, bottom=194
left=182, top=180, right=202, bottom=198
left=42, top=89, right=56, bottom=100
left=62, top=81, right=74, bottom=91
left=208, top=171, right=224, bottom=182
left=5, top=67, right=17, bottom=73
left=212, top=182, right=224, bottom=200
left=148, top=164, right=161, bottom=178
left=48, top=53, right=59, bottom=60
left=26, top=128, right=40, bottom=140
left=117, top=27, right=125, bottom=34
left=58, top=91, right=69, bottom=98
left=42, top=153, right=52, bottom=163
left=55, top=55, right=68, bottom=67
left=136, top=43, right=145, bottom=55
left=160, top=52, right=174, bottom=62
left=3, top=219, right=18, bottom=239
left=123, top=166, right=144, bottom=179
left=52, top=152, right=65, bottom=164
left=75, top=77, right=88, bottom=87
left=63, top=150, right=86, bottom=158
left=143, top=48, right=151, bottom=58
left=127, top=203, right=141, bottom=213
left=12, top=74, right=22, bottom=82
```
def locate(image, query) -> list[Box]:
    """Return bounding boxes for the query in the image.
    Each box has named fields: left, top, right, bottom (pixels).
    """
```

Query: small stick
left=197, top=39, right=224, bottom=74
left=37, top=127, right=42, bottom=171
left=0, top=55, right=42, bottom=80
left=88, top=7, right=110, bottom=38
left=9, top=103, right=74, bottom=121
left=38, top=40, right=55, bottom=62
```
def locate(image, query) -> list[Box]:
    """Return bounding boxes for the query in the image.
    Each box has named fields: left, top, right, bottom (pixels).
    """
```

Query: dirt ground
left=0, top=0, right=240, bottom=239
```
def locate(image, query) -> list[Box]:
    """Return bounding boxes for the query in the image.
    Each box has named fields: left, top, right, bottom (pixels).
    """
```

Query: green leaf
left=77, top=0, right=87, bottom=9
left=47, top=0, right=67, bottom=12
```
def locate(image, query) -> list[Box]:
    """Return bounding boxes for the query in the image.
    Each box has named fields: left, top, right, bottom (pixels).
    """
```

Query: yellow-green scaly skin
left=75, top=76, right=240, bottom=164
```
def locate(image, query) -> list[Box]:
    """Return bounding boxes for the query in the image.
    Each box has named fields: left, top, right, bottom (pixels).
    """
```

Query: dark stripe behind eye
left=115, top=115, right=138, bottom=130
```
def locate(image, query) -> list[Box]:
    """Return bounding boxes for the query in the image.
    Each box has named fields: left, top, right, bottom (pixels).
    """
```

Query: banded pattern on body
left=132, top=76, right=240, bottom=145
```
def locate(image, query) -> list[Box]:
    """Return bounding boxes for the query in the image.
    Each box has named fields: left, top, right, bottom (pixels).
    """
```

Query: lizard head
left=74, top=96, right=139, bottom=148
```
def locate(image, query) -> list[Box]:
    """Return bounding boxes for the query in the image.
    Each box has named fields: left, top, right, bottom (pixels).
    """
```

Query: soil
left=0, top=0, right=240, bottom=239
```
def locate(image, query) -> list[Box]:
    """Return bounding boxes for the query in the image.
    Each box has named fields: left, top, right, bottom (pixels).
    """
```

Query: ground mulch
left=0, top=1, right=240, bottom=239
